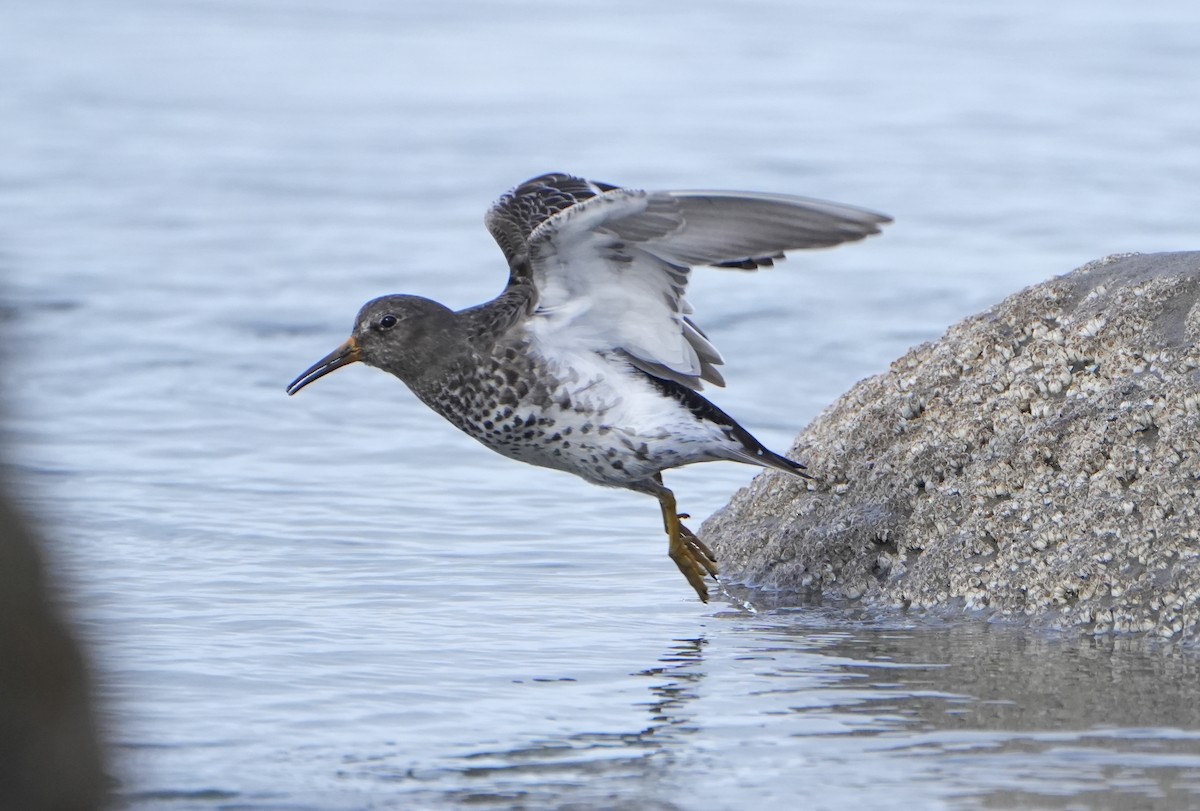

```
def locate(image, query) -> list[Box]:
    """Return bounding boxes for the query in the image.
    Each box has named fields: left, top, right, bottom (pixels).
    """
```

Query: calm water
left=3, top=0, right=1200, bottom=808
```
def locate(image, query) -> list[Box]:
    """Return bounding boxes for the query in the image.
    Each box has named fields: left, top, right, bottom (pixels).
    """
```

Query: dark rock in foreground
left=704, top=252, right=1200, bottom=640
left=0, top=496, right=106, bottom=809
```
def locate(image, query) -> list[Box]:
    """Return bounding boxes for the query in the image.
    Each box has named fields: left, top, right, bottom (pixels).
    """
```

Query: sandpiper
left=287, top=172, right=889, bottom=601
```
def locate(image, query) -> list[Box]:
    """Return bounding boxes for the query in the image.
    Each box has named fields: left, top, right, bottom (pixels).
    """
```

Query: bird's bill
left=286, top=337, right=362, bottom=395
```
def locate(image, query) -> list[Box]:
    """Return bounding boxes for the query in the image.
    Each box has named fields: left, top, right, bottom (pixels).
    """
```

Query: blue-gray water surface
left=3, top=1, right=1200, bottom=808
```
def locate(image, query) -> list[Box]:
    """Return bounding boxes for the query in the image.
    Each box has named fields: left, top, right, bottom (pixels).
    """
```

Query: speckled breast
left=413, top=347, right=694, bottom=489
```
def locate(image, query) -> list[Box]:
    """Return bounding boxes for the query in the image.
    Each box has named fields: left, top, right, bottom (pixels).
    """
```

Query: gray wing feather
left=605, top=190, right=890, bottom=265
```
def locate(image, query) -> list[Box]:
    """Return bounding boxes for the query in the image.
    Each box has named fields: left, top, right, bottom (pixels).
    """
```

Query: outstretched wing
left=484, top=172, right=890, bottom=390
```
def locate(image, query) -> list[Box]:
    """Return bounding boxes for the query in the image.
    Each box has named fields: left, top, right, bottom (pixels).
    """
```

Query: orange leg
left=654, top=479, right=719, bottom=602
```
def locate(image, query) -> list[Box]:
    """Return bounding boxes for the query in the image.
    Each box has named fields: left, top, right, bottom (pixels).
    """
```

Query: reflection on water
left=355, top=639, right=706, bottom=811
left=637, top=637, right=707, bottom=731
left=327, top=614, right=1200, bottom=811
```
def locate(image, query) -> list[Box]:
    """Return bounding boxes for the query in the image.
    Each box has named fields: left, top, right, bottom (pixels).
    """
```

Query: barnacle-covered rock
left=705, top=252, right=1200, bottom=640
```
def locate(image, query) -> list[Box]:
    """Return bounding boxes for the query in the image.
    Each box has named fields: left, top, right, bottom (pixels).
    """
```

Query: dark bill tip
left=286, top=336, right=362, bottom=395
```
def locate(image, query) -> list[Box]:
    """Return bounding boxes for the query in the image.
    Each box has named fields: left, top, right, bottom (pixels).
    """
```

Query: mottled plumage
left=287, top=172, right=890, bottom=601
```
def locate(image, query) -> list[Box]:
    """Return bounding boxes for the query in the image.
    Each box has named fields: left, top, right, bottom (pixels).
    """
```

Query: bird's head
left=286, top=294, right=461, bottom=395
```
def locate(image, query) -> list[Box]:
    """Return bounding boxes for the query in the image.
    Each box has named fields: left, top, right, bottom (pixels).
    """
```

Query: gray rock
left=704, top=251, right=1200, bottom=640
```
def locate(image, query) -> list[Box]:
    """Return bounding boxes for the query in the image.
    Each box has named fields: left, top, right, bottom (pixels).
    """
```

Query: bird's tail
left=728, top=443, right=814, bottom=480
left=638, top=370, right=815, bottom=481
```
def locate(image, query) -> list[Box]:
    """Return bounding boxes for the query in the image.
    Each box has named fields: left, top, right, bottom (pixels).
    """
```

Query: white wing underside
left=520, top=187, right=889, bottom=390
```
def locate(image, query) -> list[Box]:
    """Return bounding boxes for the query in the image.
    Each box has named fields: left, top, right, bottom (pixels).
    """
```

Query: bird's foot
left=653, top=476, right=719, bottom=603
left=667, top=514, right=719, bottom=603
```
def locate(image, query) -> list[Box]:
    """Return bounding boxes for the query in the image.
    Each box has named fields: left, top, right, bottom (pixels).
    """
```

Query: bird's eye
left=379, top=314, right=398, bottom=330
